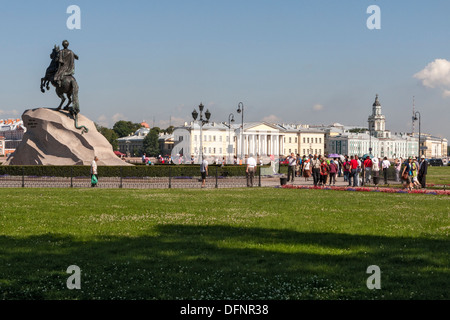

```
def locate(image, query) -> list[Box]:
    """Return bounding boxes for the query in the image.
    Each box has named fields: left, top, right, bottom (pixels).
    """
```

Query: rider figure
left=53, top=40, right=79, bottom=87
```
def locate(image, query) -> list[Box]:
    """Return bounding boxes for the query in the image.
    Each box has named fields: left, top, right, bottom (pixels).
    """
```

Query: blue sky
left=1, top=0, right=449, bottom=140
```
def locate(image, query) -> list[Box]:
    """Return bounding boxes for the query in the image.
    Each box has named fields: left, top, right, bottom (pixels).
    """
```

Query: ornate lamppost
left=413, top=111, right=421, bottom=159
left=192, top=103, right=211, bottom=164
left=228, top=113, right=235, bottom=164
left=237, top=102, right=244, bottom=163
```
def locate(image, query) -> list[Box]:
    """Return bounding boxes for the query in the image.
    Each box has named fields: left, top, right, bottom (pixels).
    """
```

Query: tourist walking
left=372, top=157, right=380, bottom=186
left=401, top=157, right=413, bottom=190
left=303, top=157, right=311, bottom=181
left=320, top=158, right=329, bottom=186
left=411, top=158, right=421, bottom=188
left=394, top=158, right=401, bottom=182
left=382, top=157, right=391, bottom=185
left=348, top=155, right=358, bottom=187
left=418, top=155, right=428, bottom=188
left=343, top=155, right=350, bottom=183
left=287, top=153, right=297, bottom=183
left=246, top=153, right=257, bottom=187
left=328, top=160, right=338, bottom=186
left=200, top=156, right=208, bottom=188
left=90, top=156, right=99, bottom=187
left=363, top=156, right=372, bottom=184
left=311, top=154, right=321, bottom=186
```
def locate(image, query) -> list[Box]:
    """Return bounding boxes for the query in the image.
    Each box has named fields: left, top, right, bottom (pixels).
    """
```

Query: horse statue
left=40, top=40, right=87, bottom=133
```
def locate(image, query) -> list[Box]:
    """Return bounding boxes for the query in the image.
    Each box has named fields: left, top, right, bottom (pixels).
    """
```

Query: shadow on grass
left=0, top=225, right=448, bottom=300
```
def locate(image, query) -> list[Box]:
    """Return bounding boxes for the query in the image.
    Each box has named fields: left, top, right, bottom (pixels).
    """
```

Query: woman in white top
left=90, top=156, right=98, bottom=187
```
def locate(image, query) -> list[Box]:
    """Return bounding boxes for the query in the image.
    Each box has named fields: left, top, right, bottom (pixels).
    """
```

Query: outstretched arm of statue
left=74, top=53, right=79, bottom=60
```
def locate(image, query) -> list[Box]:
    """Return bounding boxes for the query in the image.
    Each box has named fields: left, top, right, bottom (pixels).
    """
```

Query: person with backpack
left=343, top=155, right=351, bottom=183
left=320, top=158, right=329, bottom=186
left=328, top=159, right=338, bottom=186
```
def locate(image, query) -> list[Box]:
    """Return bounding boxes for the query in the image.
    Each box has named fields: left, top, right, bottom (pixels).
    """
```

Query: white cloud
left=112, top=113, right=126, bottom=123
left=0, top=109, right=20, bottom=118
left=157, top=116, right=186, bottom=128
left=261, top=114, right=281, bottom=123
left=414, top=58, right=450, bottom=97
left=96, top=114, right=109, bottom=127
left=312, top=104, right=324, bottom=111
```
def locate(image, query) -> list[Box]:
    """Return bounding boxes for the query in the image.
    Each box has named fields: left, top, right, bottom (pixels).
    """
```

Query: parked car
left=428, top=158, right=444, bottom=166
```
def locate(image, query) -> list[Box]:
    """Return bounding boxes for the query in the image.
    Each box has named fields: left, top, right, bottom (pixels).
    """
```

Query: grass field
left=0, top=187, right=448, bottom=300
left=427, top=166, right=450, bottom=185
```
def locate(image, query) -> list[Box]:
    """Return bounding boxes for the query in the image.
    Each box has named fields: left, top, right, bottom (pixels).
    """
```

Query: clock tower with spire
left=368, top=94, right=388, bottom=138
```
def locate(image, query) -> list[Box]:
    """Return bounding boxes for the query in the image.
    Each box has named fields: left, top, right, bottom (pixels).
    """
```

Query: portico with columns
left=235, top=123, right=284, bottom=158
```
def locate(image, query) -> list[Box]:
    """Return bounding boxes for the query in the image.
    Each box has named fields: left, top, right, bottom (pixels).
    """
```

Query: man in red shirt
left=363, top=156, right=372, bottom=185
left=349, top=155, right=359, bottom=187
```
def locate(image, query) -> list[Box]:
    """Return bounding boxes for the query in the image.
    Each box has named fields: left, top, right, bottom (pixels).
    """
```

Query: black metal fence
left=0, top=166, right=266, bottom=189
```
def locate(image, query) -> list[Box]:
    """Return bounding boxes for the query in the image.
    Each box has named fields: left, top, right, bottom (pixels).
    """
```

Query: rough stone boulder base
left=5, top=108, right=130, bottom=166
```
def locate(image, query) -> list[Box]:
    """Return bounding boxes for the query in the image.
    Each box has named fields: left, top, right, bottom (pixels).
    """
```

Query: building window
left=289, top=137, right=292, bottom=143
left=213, top=136, right=216, bottom=142
left=303, top=137, right=306, bottom=143
left=319, top=138, right=322, bottom=143
left=295, top=137, right=298, bottom=143
left=315, top=138, right=318, bottom=143
left=307, top=138, right=310, bottom=143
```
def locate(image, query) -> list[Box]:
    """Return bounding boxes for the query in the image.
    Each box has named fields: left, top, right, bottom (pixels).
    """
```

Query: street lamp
left=228, top=113, right=235, bottom=164
left=237, top=102, right=244, bottom=162
left=192, top=103, right=211, bottom=164
left=413, top=111, right=421, bottom=159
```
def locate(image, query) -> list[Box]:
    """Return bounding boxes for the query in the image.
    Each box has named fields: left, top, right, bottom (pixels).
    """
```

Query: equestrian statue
left=40, top=40, right=88, bottom=133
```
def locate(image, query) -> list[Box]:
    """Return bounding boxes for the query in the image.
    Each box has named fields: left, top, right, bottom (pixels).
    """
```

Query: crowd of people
left=283, top=153, right=429, bottom=190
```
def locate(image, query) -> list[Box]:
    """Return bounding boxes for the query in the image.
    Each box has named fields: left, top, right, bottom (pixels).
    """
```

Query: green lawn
left=0, top=187, right=448, bottom=300
left=427, top=166, right=450, bottom=185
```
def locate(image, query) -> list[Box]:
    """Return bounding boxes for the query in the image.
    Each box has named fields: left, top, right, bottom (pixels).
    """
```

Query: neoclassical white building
left=171, top=121, right=325, bottom=163
left=326, top=95, right=419, bottom=159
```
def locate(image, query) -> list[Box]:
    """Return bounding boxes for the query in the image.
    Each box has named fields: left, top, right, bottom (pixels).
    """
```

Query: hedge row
left=0, top=165, right=257, bottom=178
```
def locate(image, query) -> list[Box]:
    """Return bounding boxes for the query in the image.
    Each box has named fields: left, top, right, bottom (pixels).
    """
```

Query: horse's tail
left=70, top=78, right=88, bottom=134
left=71, top=78, right=80, bottom=115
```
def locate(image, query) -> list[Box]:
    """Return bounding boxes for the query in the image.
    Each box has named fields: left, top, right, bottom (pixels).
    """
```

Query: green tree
left=113, top=120, right=142, bottom=138
left=348, top=128, right=368, bottom=133
left=142, top=128, right=160, bottom=156
left=95, top=123, right=119, bottom=150
left=163, top=126, right=174, bottom=135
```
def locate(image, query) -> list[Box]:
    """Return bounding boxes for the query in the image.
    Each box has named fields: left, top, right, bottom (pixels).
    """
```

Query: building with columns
left=171, top=121, right=325, bottom=163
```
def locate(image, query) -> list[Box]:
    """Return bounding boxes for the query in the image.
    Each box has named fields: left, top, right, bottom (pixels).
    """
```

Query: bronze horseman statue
left=40, top=40, right=87, bottom=133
